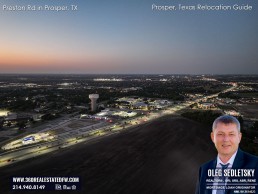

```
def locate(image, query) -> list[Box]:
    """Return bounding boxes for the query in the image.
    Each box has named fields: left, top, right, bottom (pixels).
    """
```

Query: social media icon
left=55, top=184, right=62, bottom=190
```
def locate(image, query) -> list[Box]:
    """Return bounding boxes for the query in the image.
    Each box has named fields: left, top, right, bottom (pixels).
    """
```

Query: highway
left=0, top=84, right=237, bottom=168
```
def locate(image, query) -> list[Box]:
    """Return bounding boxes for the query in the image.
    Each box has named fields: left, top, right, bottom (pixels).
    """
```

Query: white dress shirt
left=212, top=151, right=238, bottom=194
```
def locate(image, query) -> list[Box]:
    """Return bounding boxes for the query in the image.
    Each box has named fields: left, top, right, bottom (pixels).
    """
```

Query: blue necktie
left=216, top=163, right=229, bottom=194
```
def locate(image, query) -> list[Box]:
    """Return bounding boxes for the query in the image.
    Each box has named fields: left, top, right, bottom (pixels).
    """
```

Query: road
left=0, top=84, right=237, bottom=168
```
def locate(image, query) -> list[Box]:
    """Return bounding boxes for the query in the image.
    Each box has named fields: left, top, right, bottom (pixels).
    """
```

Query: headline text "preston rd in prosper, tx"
left=2, top=5, right=78, bottom=11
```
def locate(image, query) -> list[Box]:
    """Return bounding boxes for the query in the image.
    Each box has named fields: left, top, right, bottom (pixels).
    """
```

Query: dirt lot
left=0, top=116, right=216, bottom=194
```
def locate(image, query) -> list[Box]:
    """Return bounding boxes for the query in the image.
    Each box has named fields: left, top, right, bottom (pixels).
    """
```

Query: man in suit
left=196, top=115, right=258, bottom=194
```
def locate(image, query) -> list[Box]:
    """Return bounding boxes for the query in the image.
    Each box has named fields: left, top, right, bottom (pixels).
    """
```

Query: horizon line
left=0, top=73, right=258, bottom=76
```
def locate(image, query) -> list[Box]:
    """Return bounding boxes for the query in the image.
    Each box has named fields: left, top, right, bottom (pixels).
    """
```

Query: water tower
left=89, top=94, right=99, bottom=112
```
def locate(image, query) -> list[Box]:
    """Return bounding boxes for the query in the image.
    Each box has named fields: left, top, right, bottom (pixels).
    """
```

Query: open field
left=235, top=104, right=258, bottom=119
left=0, top=116, right=216, bottom=194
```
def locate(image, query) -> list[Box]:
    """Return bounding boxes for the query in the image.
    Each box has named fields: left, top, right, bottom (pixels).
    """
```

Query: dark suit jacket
left=195, top=149, right=258, bottom=194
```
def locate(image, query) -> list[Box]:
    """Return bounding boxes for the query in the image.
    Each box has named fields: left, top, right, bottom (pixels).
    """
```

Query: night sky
left=0, top=0, right=257, bottom=74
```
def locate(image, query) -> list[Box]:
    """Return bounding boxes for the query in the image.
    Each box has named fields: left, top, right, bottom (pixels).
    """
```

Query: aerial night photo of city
left=0, top=0, right=258, bottom=194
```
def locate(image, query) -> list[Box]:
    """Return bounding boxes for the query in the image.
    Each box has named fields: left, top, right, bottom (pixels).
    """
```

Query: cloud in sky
left=0, top=0, right=257, bottom=74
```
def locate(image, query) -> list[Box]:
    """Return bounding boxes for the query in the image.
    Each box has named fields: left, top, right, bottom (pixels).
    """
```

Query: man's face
left=211, top=122, right=242, bottom=158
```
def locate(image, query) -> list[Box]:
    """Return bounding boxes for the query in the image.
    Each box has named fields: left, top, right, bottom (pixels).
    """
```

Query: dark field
left=0, top=116, right=216, bottom=194
left=235, top=104, right=258, bottom=119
